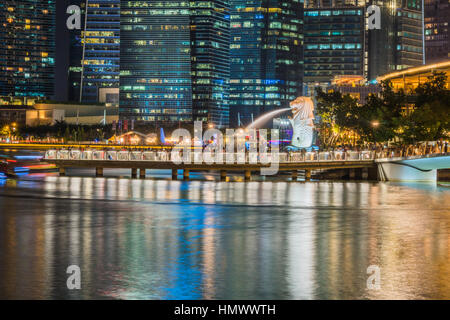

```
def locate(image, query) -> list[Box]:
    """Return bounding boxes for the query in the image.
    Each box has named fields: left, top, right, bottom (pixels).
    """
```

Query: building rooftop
left=376, top=60, right=450, bottom=90
left=377, top=60, right=450, bottom=81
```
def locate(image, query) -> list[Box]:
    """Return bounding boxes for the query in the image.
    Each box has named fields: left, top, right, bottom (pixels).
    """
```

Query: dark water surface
left=0, top=169, right=449, bottom=299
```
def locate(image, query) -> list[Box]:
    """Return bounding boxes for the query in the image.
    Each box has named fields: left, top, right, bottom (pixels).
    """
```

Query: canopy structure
left=109, top=131, right=157, bottom=145
left=377, top=60, right=450, bottom=91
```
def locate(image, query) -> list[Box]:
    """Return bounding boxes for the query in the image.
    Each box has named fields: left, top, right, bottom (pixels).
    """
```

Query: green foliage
left=399, top=72, right=450, bottom=143
left=315, top=72, right=449, bottom=146
left=355, top=81, right=405, bottom=143
left=18, top=121, right=113, bottom=142
left=315, top=87, right=360, bottom=147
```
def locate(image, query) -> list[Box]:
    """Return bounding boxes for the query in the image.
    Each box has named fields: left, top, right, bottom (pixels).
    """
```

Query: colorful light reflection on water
left=0, top=172, right=450, bottom=300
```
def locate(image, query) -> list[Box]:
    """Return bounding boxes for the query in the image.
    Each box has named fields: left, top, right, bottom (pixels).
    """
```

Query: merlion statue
left=289, top=96, right=315, bottom=149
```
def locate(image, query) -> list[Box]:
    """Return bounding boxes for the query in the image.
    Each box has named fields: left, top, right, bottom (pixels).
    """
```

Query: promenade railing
left=44, top=149, right=377, bottom=164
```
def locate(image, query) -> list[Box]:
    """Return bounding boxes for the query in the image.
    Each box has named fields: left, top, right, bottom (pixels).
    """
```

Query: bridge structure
left=44, top=149, right=377, bottom=181
left=376, top=153, right=450, bottom=182
left=43, top=149, right=449, bottom=182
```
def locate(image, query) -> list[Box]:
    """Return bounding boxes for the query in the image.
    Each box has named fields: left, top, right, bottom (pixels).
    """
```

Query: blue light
left=264, top=79, right=282, bottom=85
left=13, top=167, right=30, bottom=173
left=14, top=155, right=43, bottom=160
left=306, top=11, right=319, bottom=16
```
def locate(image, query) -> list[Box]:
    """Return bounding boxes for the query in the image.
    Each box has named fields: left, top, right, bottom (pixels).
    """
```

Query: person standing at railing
left=433, top=144, right=440, bottom=154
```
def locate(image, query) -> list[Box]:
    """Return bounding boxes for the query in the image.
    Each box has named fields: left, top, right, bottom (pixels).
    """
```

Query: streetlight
left=371, top=120, right=380, bottom=128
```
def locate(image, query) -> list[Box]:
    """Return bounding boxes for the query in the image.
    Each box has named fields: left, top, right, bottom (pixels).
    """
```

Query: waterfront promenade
left=43, top=149, right=450, bottom=182
left=44, top=149, right=377, bottom=181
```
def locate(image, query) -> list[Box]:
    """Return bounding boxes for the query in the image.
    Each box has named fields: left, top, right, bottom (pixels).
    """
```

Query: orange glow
left=378, top=60, right=450, bottom=82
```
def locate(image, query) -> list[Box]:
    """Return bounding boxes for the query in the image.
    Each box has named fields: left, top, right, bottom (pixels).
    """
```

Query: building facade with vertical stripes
left=228, top=0, right=304, bottom=127
left=120, top=0, right=230, bottom=128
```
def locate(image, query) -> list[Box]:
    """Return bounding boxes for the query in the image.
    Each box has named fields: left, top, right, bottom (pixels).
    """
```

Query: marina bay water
left=0, top=167, right=450, bottom=299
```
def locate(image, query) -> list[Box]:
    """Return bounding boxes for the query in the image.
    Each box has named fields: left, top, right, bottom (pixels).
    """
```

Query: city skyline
left=1, top=0, right=450, bottom=307
left=1, top=0, right=447, bottom=128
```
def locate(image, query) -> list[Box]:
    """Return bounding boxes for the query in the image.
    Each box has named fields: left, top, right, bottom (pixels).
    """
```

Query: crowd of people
left=321, top=140, right=449, bottom=158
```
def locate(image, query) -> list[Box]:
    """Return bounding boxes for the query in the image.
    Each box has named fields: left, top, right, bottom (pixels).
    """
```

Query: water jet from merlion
left=245, top=96, right=315, bottom=149
left=245, top=108, right=291, bottom=130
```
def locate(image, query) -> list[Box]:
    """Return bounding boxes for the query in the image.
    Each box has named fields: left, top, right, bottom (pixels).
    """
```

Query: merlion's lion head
left=290, top=96, right=314, bottom=121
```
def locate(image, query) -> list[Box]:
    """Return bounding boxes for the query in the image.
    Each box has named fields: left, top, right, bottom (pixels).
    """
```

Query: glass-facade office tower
left=368, top=0, right=424, bottom=79
left=55, top=0, right=82, bottom=102
left=303, top=2, right=366, bottom=95
left=424, top=0, right=449, bottom=63
left=120, top=1, right=230, bottom=128
left=304, top=0, right=367, bottom=7
left=80, top=0, right=120, bottom=103
left=67, top=0, right=84, bottom=102
left=57, top=0, right=120, bottom=103
left=0, top=0, right=56, bottom=98
left=229, top=0, right=304, bottom=127
left=191, top=0, right=230, bottom=127
left=304, top=1, right=424, bottom=83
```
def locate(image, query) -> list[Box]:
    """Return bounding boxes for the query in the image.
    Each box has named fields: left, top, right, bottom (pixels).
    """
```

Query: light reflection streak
left=0, top=175, right=449, bottom=299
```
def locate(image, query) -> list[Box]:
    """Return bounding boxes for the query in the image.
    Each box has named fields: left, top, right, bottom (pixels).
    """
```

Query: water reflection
left=0, top=176, right=449, bottom=299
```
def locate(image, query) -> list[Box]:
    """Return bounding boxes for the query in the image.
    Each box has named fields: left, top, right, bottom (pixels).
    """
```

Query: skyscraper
left=191, top=0, right=230, bottom=127
left=120, top=0, right=230, bottom=128
left=424, top=0, right=449, bottom=63
left=80, top=0, right=120, bottom=104
left=55, top=0, right=82, bottom=102
left=368, top=0, right=424, bottom=79
left=229, top=0, right=304, bottom=127
left=304, top=1, right=425, bottom=85
left=56, top=0, right=120, bottom=104
left=303, top=1, right=366, bottom=95
left=0, top=0, right=56, bottom=98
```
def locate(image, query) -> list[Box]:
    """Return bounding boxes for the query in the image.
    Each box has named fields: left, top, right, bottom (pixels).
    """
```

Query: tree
left=399, top=72, right=450, bottom=143
left=315, top=72, right=449, bottom=148
left=18, top=122, right=113, bottom=142
left=315, top=87, right=359, bottom=148
left=353, top=81, right=405, bottom=144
